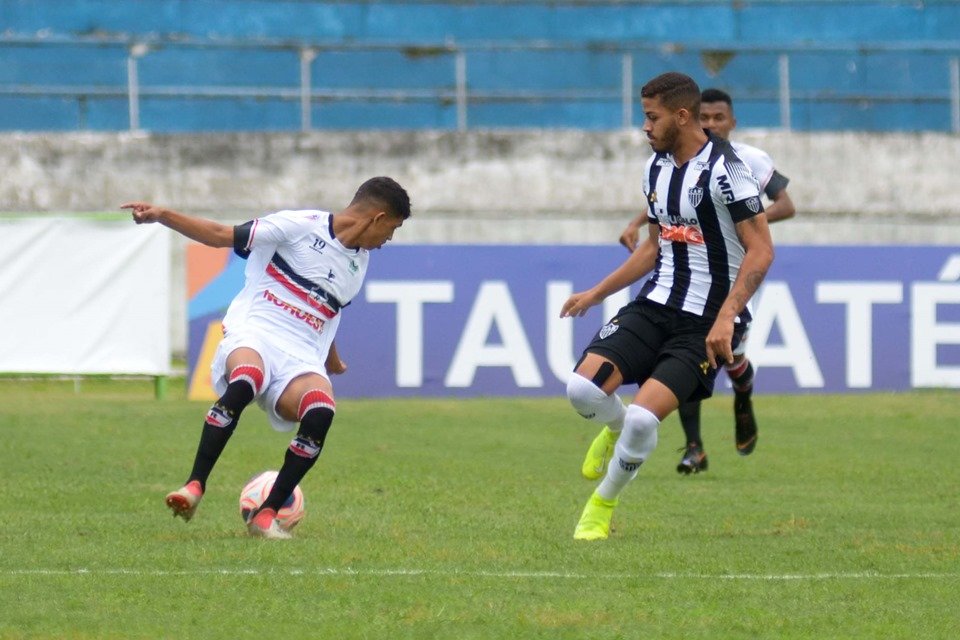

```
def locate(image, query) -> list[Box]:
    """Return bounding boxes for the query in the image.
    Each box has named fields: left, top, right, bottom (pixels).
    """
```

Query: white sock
left=596, top=404, right=659, bottom=501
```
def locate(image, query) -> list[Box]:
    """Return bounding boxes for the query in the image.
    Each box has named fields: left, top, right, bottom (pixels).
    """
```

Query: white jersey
left=222, top=209, right=369, bottom=359
left=731, top=142, right=774, bottom=192
left=640, top=134, right=764, bottom=320
left=732, top=141, right=790, bottom=199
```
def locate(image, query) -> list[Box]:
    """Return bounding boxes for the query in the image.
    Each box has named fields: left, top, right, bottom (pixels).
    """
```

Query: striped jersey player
left=125, top=176, right=411, bottom=540
left=669, top=86, right=795, bottom=475
left=611, top=86, right=795, bottom=477
left=559, top=72, right=774, bottom=541
left=639, top=133, right=765, bottom=321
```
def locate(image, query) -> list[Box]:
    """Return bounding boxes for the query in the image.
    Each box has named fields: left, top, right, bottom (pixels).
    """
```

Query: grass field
left=1, top=379, right=958, bottom=639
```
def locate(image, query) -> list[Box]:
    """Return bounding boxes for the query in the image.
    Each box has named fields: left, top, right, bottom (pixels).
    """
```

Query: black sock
left=261, top=406, right=333, bottom=513
left=187, top=379, right=255, bottom=490
left=730, top=361, right=755, bottom=400
left=260, top=445, right=319, bottom=514
left=678, top=400, right=703, bottom=447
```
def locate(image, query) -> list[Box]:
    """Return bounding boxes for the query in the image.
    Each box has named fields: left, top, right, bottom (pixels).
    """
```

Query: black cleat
left=676, top=443, right=708, bottom=474
left=734, top=394, right=758, bottom=456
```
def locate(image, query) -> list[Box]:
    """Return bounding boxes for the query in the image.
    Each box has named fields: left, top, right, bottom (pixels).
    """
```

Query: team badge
left=205, top=405, right=233, bottom=428
left=648, top=190, right=657, bottom=204
left=746, top=196, right=762, bottom=213
left=598, top=322, right=619, bottom=340
left=349, top=259, right=359, bottom=273
left=688, top=187, right=704, bottom=208
left=289, top=436, right=321, bottom=459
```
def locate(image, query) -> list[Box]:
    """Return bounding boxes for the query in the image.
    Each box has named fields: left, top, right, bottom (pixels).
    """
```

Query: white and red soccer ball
left=239, top=470, right=305, bottom=530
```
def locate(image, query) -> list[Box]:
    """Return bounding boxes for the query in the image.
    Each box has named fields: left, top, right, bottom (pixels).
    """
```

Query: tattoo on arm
left=729, top=269, right=768, bottom=314
left=744, top=269, right=766, bottom=296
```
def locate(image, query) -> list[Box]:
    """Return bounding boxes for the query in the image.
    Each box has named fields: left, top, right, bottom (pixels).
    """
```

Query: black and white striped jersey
left=638, top=134, right=764, bottom=321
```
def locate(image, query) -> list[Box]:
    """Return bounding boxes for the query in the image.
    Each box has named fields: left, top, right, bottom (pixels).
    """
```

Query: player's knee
left=229, top=364, right=264, bottom=396
left=617, top=404, right=659, bottom=460
left=724, top=356, right=748, bottom=373
left=288, top=390, right=336, bottom=458
left=567, top=372, right=622, bottom=423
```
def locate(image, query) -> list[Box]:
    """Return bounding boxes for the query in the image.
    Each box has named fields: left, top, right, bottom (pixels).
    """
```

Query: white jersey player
left=217, top=209, right=369, bottom=432
left=124, top=176, right=411, bottom=540
left=728, top=141, right=791, bottom=218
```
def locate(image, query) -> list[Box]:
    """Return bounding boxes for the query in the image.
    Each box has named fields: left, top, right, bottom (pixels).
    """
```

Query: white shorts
left=210, top=329, right=329, bottom=432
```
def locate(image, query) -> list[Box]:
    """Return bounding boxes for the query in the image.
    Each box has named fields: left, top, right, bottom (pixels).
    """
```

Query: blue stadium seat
left=0, top=1, right=957, bottom=131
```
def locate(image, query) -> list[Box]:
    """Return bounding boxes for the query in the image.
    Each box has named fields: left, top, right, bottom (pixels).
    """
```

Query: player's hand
left=705, top=318, right=735, bottom=369
left=326, top=358, right=347, bottom=375
left=618, top=221, right=642, bottom=252
left=560, top=290, right=602, bottom=318
left=121, top=202, right=166, bottom=224
left=325, top=348, right=347, bottom=375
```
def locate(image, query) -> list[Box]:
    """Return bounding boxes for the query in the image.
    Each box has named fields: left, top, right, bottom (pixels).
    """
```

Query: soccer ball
left=239, top=470, right=305, bottom=530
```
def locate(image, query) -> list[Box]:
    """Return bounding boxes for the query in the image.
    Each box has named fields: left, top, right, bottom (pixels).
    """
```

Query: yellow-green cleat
left=573, top=492, right=618, bottom=541
left=581, top=426, right=618, bottom=480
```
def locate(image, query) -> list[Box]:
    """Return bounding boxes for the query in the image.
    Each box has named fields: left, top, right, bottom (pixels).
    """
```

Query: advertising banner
left=0, top=217, right=170, bottom=375
left=187, top=245, right=960, bottom=399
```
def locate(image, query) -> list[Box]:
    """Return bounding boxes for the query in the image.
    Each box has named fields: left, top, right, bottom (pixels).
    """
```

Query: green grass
left=0, top=379, right=958, bottom=639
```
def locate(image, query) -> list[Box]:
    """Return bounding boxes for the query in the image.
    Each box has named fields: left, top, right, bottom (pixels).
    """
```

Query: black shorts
left=582, top=298, right=746, bottom=402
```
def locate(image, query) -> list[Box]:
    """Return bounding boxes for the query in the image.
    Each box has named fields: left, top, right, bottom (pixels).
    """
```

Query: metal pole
left=621, top=53, right=633, bottom=129
left=300, top=48, right=317, bottom=132
left=950, top=56, right=960, bottom=134
left=778, top=53, right=792, bottom=131
left=455, top=50, right=467, bottom=131
left=127, top=43, right=148, bottom=131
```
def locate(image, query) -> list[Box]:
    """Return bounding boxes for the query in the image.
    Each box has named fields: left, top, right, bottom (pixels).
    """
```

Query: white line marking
left=2, top=568, right=958, bottom=580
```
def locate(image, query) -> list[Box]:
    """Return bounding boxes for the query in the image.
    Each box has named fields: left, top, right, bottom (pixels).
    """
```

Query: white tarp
left=0, top=216, right=170, bottom=374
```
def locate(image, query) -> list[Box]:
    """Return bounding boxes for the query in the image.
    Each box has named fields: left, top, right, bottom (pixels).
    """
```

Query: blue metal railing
left=1, top=35, right=958, bottom=132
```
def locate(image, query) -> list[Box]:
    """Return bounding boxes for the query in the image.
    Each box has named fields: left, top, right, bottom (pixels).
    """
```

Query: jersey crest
left=688, top=186, right=704, bottom=208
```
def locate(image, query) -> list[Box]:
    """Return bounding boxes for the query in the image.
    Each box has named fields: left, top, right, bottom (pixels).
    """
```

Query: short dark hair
left=640, top=72, right=701, bottom=113
left=701, top=88, right=733, bottom=109
left=351, top=176, right=411, bottom=220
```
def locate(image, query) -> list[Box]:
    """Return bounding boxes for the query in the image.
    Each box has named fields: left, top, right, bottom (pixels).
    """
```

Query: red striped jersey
left=224, top=210, right=368, bottom=357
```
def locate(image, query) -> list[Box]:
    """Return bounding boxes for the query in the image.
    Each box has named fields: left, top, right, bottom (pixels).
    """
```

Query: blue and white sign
left=189, top=245, right=960, bottom=397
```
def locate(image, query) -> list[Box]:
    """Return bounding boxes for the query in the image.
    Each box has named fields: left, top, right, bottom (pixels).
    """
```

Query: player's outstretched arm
left=706, top=215, right=774, bottom=367
left=561, top=222, right=659, bottom=318
left=121, top=202, right=234, bottom=248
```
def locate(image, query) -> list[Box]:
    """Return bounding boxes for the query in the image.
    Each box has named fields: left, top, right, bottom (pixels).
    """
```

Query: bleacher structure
left=1, top=0, right=958, bottom=132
